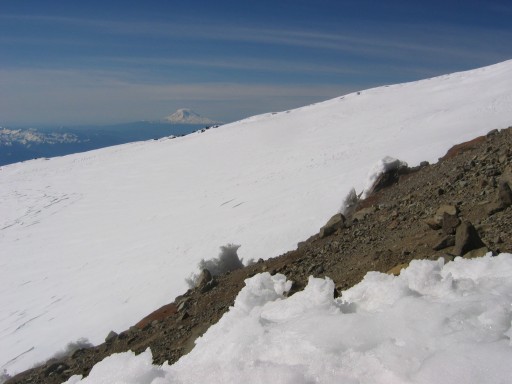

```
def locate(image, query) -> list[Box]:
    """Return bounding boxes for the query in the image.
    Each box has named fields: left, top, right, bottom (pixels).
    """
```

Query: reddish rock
left=135, top=303, right=177, bottom=329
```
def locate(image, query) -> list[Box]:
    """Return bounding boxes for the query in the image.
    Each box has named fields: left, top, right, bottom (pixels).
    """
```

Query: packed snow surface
left=1, top=60, right=512, bottom=375
left=65, top=254, right=512, bottom=384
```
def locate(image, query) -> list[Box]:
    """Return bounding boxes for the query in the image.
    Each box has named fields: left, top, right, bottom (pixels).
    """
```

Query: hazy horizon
left=1, top=0, right=512, bottom=126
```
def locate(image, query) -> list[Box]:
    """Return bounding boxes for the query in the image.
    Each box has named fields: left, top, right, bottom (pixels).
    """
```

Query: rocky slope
left=6, top=126, right=512, bottom=384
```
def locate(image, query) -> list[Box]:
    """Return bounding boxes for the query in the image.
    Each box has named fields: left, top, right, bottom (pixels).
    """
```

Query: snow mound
left=65, top=254, right=512, bottom=384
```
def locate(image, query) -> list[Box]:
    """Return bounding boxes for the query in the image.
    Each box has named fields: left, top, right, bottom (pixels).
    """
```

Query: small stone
left=200, top=279, right=217, bottom=293
left=177, top=299, right=189, bottom=312
left=486, top=129, right=499, bottom=137
left=387, top=263, right=410, bottom=276
left=425, top=217, right=441, bottom=230
left=463, top=247, right=490, bottom=259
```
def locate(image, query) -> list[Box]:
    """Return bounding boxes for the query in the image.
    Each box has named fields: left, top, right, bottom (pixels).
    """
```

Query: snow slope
left=1, top=60, right=512, bottom=376
left=64, top=254, right=512, bottom=384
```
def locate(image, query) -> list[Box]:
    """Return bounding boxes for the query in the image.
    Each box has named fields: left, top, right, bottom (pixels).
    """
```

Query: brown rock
left=105, top=331, right=118, bottom=344
left=453, top=221, right=486, bottom=256
left=425, top=217, right=441, bottom=230
left=197, top=269, right=212, bottom=287
left=135, top=303, right=178, bottom=329
left=442, top=212, right=461, bottom=235
left=319, top=213, right=346, bottom=238
left=463, top=247, right=490, bottom=259
left=387, top=262, right=410, bottom=276
left=426, top=205, right=459, bottom=230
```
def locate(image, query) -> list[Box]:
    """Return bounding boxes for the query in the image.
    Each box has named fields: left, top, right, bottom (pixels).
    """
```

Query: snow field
left=1, top=60, right=512, bottom=375
left=65, top=254, right=512, bottom=384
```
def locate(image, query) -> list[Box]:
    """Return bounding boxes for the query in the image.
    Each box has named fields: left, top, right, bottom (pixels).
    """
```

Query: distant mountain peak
left=162, top=109, right=221, bottom=125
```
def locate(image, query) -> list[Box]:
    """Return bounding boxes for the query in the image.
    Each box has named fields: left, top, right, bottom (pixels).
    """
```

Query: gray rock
left=319, top=213, right=346, bottom=238
left=197, top=269, right=212, bottom=287
left=442, top=212, right=461, bottom=235
left=453, top=221, right=486, bottom=256
left=200, top=279, right=217, bottom=293
left=426, top=205, right=459, bottom=230
left=177, top=299, right=189, bottom=312
left=105, top=330, right=118, bottom=343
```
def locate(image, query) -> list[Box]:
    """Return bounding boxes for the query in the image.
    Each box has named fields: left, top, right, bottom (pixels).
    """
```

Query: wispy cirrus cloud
left=2, top=13, right=510, bottom=64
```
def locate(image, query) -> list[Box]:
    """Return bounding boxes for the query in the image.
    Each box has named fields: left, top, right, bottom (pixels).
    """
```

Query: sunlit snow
left=65, top=254, right=512, bottom=384
left=1, top=60, right=512, bottom=376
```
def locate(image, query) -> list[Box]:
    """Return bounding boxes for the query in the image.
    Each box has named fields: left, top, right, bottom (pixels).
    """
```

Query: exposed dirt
left=7, top=126, right=512, bottom=384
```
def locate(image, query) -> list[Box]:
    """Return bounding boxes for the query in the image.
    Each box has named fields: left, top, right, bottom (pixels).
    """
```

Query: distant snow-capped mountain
left=0, top=127, right=80, bottom=146
left=162, top=109, right=222, bottom=125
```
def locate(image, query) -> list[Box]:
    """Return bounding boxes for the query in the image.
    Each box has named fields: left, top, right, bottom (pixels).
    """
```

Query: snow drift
left=64, top=254, right=512, bottom=384
left=1, top=60, right=512, bottom=375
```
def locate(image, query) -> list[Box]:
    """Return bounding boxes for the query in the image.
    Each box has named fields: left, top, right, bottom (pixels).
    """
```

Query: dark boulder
left=454, top=221, right=486, bottom=256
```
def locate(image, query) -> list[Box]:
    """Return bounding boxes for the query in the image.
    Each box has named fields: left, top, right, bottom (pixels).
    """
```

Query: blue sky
left=1, top=0, right=511, bottom=126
